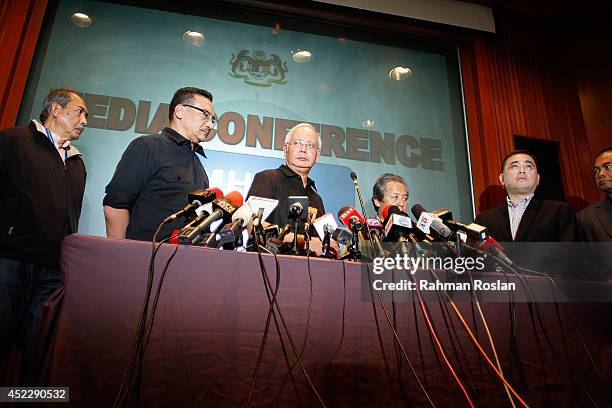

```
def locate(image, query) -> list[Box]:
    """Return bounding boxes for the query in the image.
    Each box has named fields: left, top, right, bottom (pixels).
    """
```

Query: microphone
left=412, top=204, right=488, bottom=242
left=479, top=236, right=514, bottom=265
left=290, top=202, right=303, bottom=217
left=381, top=205, right=414, bottom=242
left=266, top=224, right=292, bottom=254
left=366, top=218, right=385, bottom=257
left=312, top=213, right=339, bottom=239
left=349, top=170, right=370, bottom=218
left=331, top=227, right=353, bottom=245
left=178, top=191, right=243, bottom=245
left=338, top=206, right=365, bottom=232
left=411, top=204, right=452, bottom=239
left=163, top=187, right=221, bottom=223
left=313, top=213, right=338, bottom=258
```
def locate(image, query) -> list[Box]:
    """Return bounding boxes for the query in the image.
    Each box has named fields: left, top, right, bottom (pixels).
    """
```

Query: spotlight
left=388, top=66, right=412, bottom=80
left=70, top=12, right=92, bottom=28
left=292, top=49, right=313, bottom=63
left=183, top=31, right=205, bottom=47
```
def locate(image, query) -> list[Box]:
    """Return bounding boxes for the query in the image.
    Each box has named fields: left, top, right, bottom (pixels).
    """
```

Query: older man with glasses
left=103, top=87, right=215, bottom=241
left=247, top=123, right=330, bottom=255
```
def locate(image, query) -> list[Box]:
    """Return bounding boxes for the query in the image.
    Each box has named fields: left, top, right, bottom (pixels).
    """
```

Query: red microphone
left=338, top=206, right=365, bottom=232
left=224, top=191, right=244, bottom=207
left=479, top=236, right=514, bottom=265
left=207, top=187, right=224, bottom=199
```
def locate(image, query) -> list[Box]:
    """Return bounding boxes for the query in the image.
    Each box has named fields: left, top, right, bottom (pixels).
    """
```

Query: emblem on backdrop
left=229, top=50, right=288, bottom=87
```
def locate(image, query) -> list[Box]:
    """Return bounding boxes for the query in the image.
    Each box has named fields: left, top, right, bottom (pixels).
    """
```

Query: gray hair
left=39, top=88, right=79, bottom=124
left=284, top=123, right=322, bottom=149
left=371, top=173, right=409, bottom=211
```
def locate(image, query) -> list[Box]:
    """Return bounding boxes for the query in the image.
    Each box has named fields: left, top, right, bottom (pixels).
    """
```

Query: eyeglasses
left=183, top=104, right=217, bottom=128
left=286, top=140, right=320, bottom=151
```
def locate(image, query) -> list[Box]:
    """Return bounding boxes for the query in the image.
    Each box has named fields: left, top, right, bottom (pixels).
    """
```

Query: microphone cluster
left=163, top=170, right=512, bottom=265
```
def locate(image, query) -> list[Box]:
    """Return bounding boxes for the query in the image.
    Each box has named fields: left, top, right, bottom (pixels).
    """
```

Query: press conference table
left=41, top=234, right=611, bottom=406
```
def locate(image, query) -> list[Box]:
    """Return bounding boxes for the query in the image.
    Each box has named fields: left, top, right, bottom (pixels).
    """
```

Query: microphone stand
left=321, top=231, right=331, bottom=257
left=290, top=218, right=300, bottom=255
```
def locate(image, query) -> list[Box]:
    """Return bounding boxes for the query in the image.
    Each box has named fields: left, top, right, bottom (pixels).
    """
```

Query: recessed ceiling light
left=292, top=49, right=313, bottom=63
left=362, top=120, right=375, bottom=129
left=70, top=12, right=92, bottom=28
left=388, top=66, right=412, bottom=80
left=183, top=31, right=205, bottom=47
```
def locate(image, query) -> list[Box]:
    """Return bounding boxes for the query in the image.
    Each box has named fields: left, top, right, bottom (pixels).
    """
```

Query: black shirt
left=103, top=127, right=208, bottom=241
left=247, top=164, right=325, bottom=229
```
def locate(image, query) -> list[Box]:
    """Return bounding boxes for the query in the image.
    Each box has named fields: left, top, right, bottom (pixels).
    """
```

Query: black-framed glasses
left=183, top=104, right=217, bottom=127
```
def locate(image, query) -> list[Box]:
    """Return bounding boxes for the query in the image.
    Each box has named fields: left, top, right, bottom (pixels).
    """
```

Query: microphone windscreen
left=207, top=187, right=224, bottom=199
left=225, top=191, right=244, bottom=207
left=411, top=204, right=427, bottom=219
left=350, top=171, right=357, bottom=181
left=381, top=204, right=402, bottom=221
left=337, top=206, right=351, bottom=219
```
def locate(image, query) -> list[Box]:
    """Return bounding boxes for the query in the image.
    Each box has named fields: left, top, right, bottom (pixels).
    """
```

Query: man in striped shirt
left=474, top=150, right=579, bottom=242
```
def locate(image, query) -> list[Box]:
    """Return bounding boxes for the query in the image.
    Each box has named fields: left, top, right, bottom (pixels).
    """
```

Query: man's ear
left=283, top=144, right=288, bottom=158
left=50, top=102, right=62, bottom=119
left=174, top=104, right=185, bottom=120
left=498, top=172, right=505, bottom=187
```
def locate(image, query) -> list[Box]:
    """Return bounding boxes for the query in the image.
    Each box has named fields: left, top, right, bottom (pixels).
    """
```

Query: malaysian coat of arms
left=229, top=50, right=288, bottom=87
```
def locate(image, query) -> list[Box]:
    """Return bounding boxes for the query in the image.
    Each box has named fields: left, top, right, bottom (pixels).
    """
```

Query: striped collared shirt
left=507, top=194, right=534, bottom=240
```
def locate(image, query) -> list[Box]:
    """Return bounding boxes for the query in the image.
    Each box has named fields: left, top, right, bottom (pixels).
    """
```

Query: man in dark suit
left=475, top=150, right=579, bottom=242
left=578, top=147, right=612, bottom=242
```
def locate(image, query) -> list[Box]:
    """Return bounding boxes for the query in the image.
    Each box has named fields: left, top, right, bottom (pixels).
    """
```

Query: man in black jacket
left=578, top=147, right=612, bottom=242
left=474, top=150, right=579, bottom=242
left=0, top=88, right=88, bottom=383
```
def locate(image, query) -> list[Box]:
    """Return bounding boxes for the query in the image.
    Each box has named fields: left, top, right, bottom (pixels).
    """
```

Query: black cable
left=246, top=243, right=302, bottom=408
left=142, top=241, right=180, bottom=352
left=324, top=260, right=347, bottom=403
left=114, top=221, right=168, bottom=407
left=482, top=252, right=605, bottom=406
left=364, top=263, right=435, bottom=406
left=248, top=244, right=327, bottom=407
left=515, top=265, right=610, bottom=402
left=276, top=251, right=315, bottom=405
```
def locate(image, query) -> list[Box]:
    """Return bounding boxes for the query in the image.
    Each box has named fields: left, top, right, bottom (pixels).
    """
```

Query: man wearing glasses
left=247, top=123, right=328, bottom=254
left=103, top=87, right=215, bottom=241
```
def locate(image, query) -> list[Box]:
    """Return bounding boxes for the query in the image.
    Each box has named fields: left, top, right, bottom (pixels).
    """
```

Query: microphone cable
left=246, top=245, right=302, bottom=408
left=464, top=268, right=518, bottom=408
left=323, top=260, right=347, bottom=402
left=276, top=250, right=315, bottom=405
left=472, top=250, right=605, bottom=405
left=500, top=261, right=609, bottom=405
left=514, top=265, right=609, bottom=401
left=407, top=269, right=477, bottom=407
left=246, top=243, right=327, bottom=407
left=363, top=262, right=436, bottom=407
left=114, top=220, right=170, bottom=407
left=415, top=267, right=530, bottom=407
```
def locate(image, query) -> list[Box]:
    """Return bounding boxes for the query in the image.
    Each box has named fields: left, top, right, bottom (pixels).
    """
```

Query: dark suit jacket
left=577, top=197, right=612, bottom=242
left=474, top=197, right=580, bottom=242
